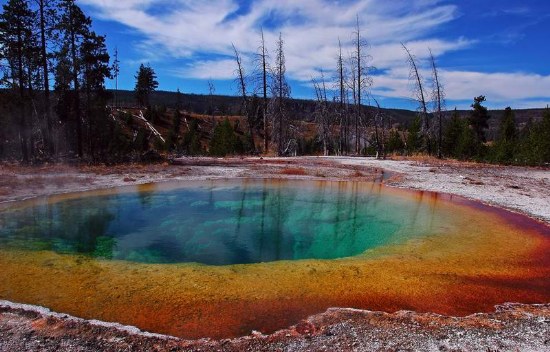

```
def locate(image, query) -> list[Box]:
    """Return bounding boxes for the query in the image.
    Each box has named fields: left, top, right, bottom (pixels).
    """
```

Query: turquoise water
left=0, top=180, right=445, bottom=265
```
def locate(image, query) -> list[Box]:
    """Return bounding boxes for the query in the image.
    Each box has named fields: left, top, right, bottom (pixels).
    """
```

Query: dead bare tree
left=372, top=97, right=387, bottom=159
left=231, top=43, right=255, bottom=152
left=350, top=15, right=373, bottom=154
left=335, top=38, right=350, bottom=155
left=313, top=72, right=331, bottom=156
left=402, top=43, right=431, bottom=154
left=429, top=49, right=445, bottom=159
left=113, top=47, right=119, bottom=109
left=207, top=80, right=215, bottom=125
left=269, top=32, right=293, bottom=156
left=255, top=28, right=270, bottom=153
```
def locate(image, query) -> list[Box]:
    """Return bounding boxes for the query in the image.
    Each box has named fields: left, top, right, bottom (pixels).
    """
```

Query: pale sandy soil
left=0, top=158, right=381, bottom=205
left=0, top=157, right=549, bottom=351
left=324, top=156, right=550, bottom=223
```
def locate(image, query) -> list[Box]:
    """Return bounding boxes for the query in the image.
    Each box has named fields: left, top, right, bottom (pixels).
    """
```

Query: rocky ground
left=0, top=156, right=549, bottom=351
left=1, top=300, right=549, bottom=351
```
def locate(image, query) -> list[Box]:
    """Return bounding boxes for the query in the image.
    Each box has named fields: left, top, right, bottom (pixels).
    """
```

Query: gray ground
left=325, top=156, right=550, bottom=223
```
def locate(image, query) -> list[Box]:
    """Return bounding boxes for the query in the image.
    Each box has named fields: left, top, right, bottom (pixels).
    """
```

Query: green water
left=0, top=180, right=446, bottom=265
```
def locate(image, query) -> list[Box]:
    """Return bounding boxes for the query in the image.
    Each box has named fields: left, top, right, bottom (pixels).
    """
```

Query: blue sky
left=5, top=0, right=550, bottom=109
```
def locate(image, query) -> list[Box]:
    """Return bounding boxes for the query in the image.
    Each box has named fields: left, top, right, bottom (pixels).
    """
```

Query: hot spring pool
left=0, top=179, right=548, bottom=339
left=2, top=179, right=460, bottom=265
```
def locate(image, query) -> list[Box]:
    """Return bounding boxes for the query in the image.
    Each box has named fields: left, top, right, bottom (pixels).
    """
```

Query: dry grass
left=279, top=167, right=308, bottom=176
left=390, top=154, right=509, bottom=170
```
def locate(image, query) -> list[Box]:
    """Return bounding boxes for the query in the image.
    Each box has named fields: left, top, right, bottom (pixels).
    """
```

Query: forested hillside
left=0, top=0, right=548, bottom=165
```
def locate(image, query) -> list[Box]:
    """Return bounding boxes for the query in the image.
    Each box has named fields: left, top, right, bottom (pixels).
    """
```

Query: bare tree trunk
left=69, top=5, right=82, bottom=158
left=232, top=43, right=254, bottom=152
left=355, top=17, right=361, bottom=154
left=429, top=49, right=444, bottom=159
left=373, top=98, right=385, bottom=159
left=350, top=15, right=373, bottom=155
left=278, top=39, right=283, bottom=155
left=402, top=43, right=430, bottom=154
left=113, top=47, right=119, bottom=109
left=348, top=57, right=357, bottom=153
left=39, top=0, right=53, bottom=157
left=260, top=29, right=268, bottom=153
left=16, top=26, right=29, bottom=163
left=337, top=39, right=347, bottom=155
left=313, top=73, right=330, bottom=156
left=269, top=33, right=291, bottom=156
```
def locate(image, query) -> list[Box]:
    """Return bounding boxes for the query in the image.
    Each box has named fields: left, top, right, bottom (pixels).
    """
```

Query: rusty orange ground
left=0, top=182, right=549, bottom=339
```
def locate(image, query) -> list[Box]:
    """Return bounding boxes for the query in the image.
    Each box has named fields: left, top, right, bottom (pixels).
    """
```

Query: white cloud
left=172, top=59, right=237, bottom=80
left=80, top=0, right=465, bottom=73
left=372, top=67, right=550, bottom=109
left=442, top=70, right=550, bottom=103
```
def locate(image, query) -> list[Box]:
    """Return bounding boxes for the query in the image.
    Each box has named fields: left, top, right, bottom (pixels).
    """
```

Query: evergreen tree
left=386, top=130, right=405, bottom=154
left=406, top=117, right=421, bottom=154
left=53, top=44, right=73, bottom=127
left=165, top=109, right=182, bottom=151
left=134, top=64, right=158, bottom=107
left=37, top=0, right=58, bottom=157
left=493, top=107, right=517, bottom=163
left=182, top=119, right=202, bottom=155
left=519, top=110, right=550, bottom=165
left=538, top=110, right=550, bottom=164
left=209, top=118, right=243, bottom=156
left=469, top=95, right=490, bottom=144
left=80, top=31, right=111, bottom=160
left=456, top=120, right=477, bottom=159
left=0, top=0, right=37, bottom=162
left=443, top=109, right=463, bottom=157
left=57, top=0, right=92, bottom=157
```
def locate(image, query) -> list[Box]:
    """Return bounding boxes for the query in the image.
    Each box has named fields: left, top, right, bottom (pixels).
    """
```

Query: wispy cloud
left=81, top=0, right=464, bottom=77
left=373, top=67, right=550, bottom=109
left=172, top=59, right=237, bottom=80
left=80, top=0, right=550, bottom=108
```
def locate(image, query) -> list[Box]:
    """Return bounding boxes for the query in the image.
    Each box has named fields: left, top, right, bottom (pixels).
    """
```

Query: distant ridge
left=109, top=89, right=548, bottom=129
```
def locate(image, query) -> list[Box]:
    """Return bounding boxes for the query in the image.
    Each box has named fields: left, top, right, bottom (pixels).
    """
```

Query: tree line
left=1, top=2, right=548, bottom=165
left=228, top=17, right=377, bottom=157
left=0, top=0, right=118, bottom=162
left=227, top=17, right=549, bottom=165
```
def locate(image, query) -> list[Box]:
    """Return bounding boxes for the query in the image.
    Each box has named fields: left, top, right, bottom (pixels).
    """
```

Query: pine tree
left=182, top=119, right=202, bottom=155
left=209, top=118, right=242, bottom=157
left=443, top=109, right=463, bottom=157
left=80, top=31, right=111, bottom=159
left=493, top=107, right=517, bottom=163
left=0, top=0, right=37, bottom=162
left=469, top=96, right=490, bottom=143
left=57, top=0, right=92, bottom=157
left=134, top=64, right=158, bottom=107
left=457, top=121, right=477, bottom=160
left=386, top=130, right=405, bottom=154
left=519, top=109, right=550, bottom=165
left=37, top=0, right=57, bottom=156
left=406, top=117, right=421, bottom=155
